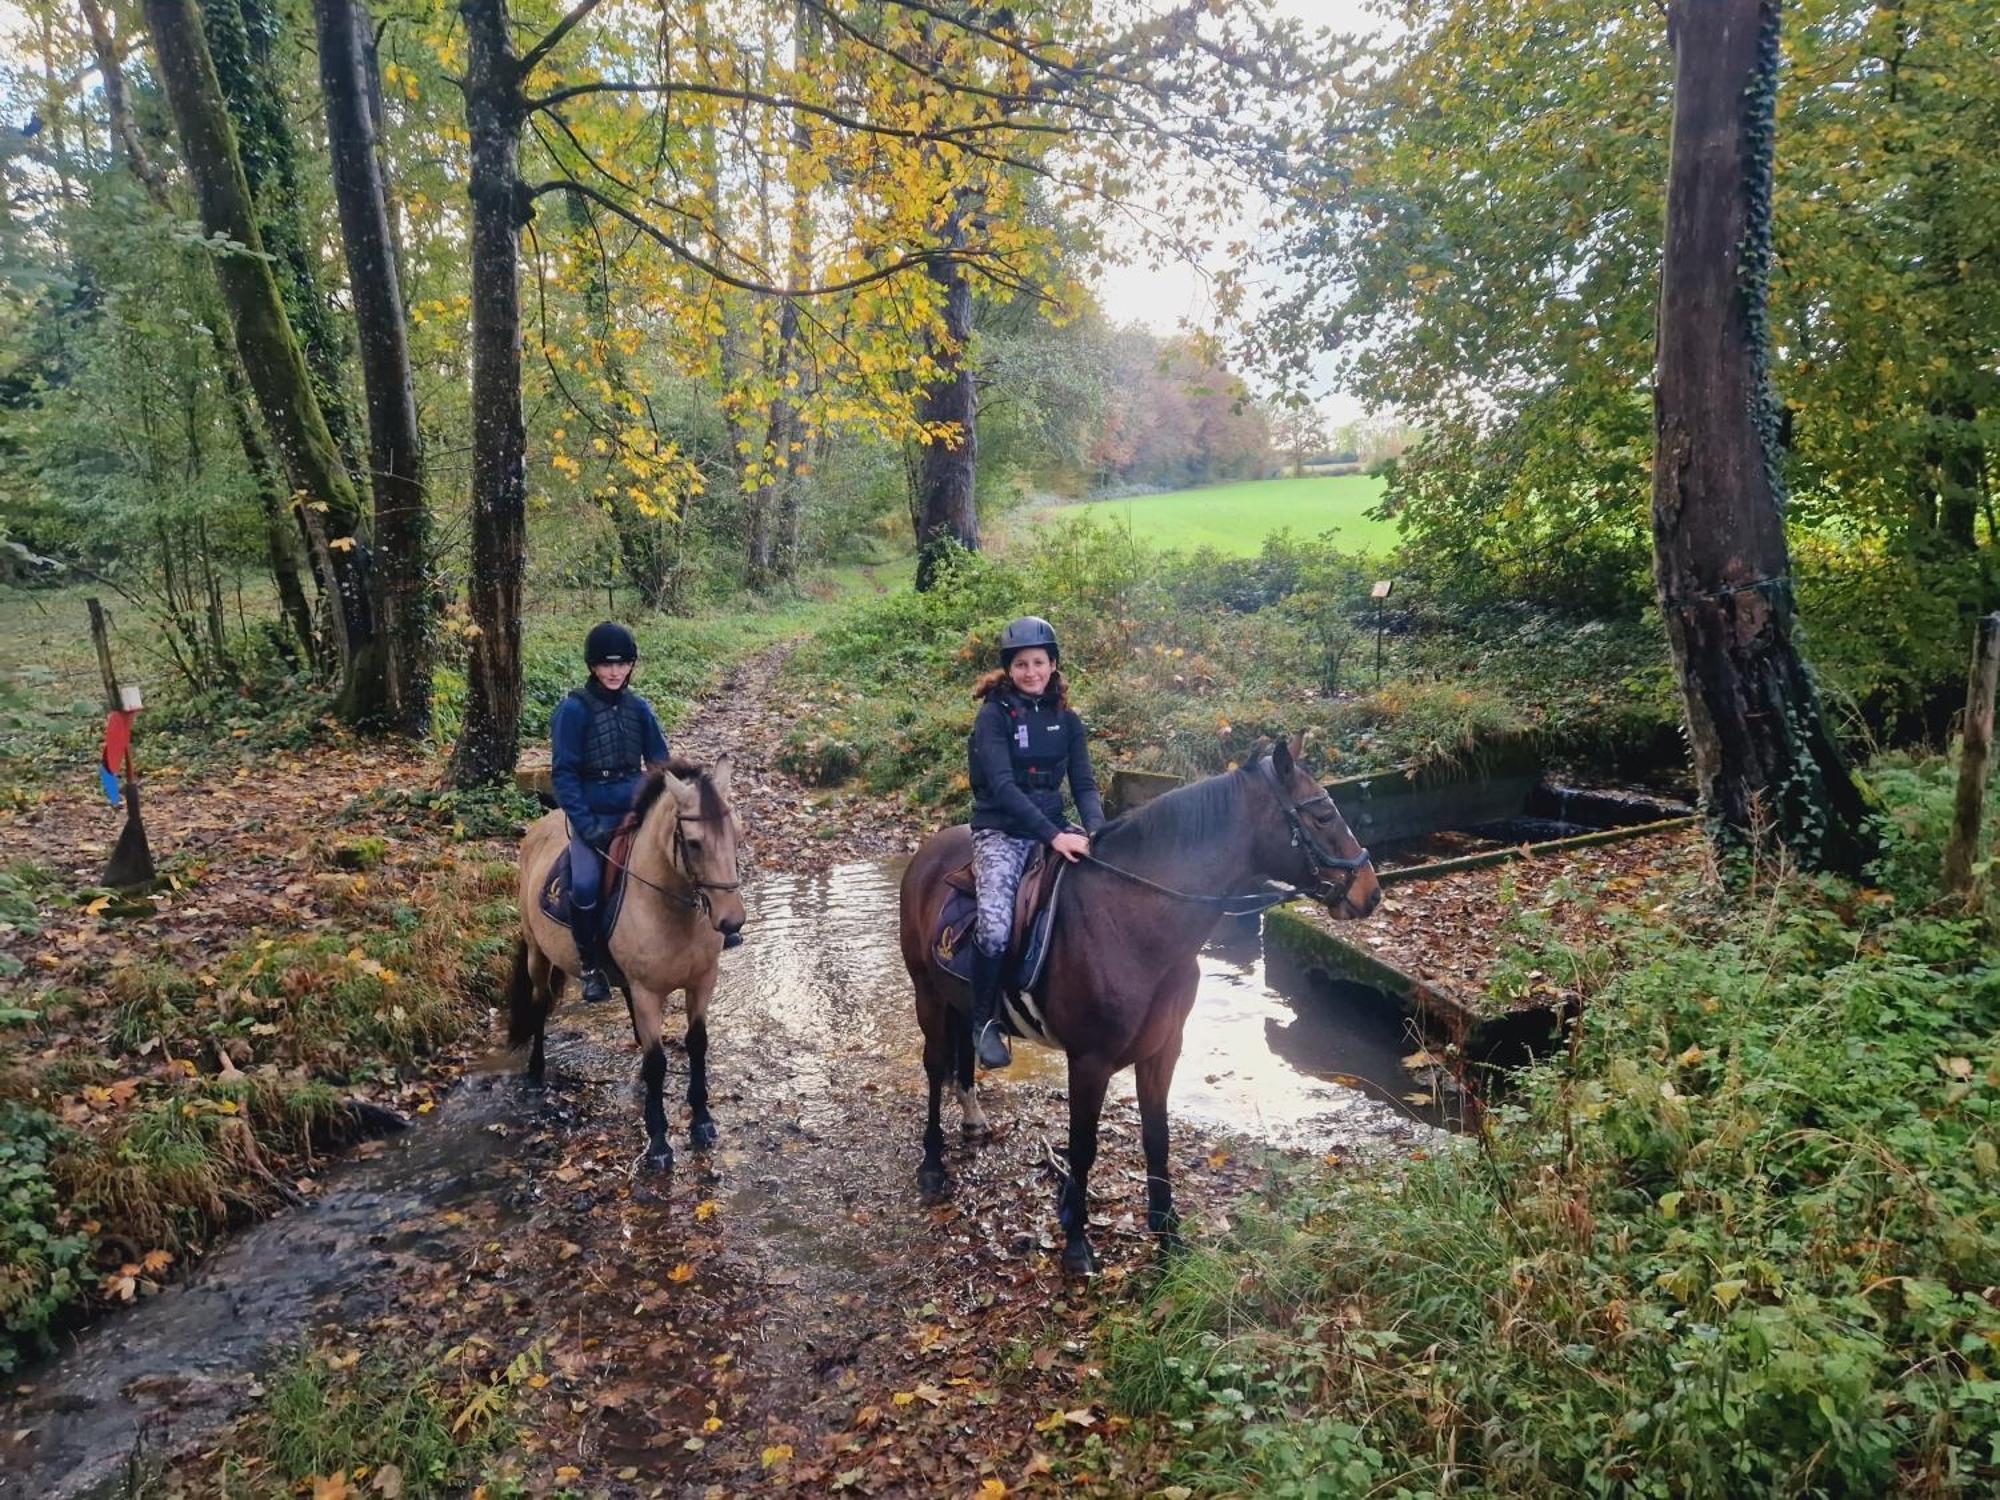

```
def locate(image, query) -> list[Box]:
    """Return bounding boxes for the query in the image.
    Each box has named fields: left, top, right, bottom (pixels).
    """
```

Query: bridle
left=1256, top=758, right=1373, bottom=907
left=607, top=811, right=741, bottom=916
left=1082, top=759, right=1373, bottom=915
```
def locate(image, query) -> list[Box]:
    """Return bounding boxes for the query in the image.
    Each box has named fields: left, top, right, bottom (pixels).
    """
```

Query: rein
left=1079, top=854, right=1307, bottom=917
left=604, top=812, right=740, bottom=912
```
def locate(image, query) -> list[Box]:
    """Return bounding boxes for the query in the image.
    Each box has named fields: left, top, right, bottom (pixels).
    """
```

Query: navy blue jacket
left=550, top=680, right=669, bottom=841
left=968, top=688, right=1105, bottom=844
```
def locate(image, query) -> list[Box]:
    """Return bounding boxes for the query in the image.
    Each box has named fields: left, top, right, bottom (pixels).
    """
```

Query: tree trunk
left=142, top=0, right=389, bottom=721
left=316, top=0, right=431, bottom=736
left=198, top=0, right=363, bottom=478
left=913, top=220, right=978, bottom=592
left=79, top=0, right=319, bottom=666
left=1651, top=0, right=1872, bottom=873
left=445, top=0, right=528, bottom=787
left=222, top=354, right=319, bottom=659
left=763, top=3, right=820, bottom=587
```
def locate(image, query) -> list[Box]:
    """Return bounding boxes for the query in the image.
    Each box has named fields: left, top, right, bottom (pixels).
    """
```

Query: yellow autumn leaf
left=694, top=1199, right=720, bottom=1222
left=761, top=1444, right=793, bottom=1468
left=668, top=1262, right=696, bottom=1283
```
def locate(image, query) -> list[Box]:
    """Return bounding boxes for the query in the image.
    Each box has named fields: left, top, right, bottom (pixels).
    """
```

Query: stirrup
left=973, top=1018, right=1013, bottom=1070
left=578, top=967, right=612, bottom=1005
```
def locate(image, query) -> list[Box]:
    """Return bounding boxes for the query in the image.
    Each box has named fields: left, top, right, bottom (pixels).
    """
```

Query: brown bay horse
left=899, top=735, right=1381, bottom=1275
left=509, top=760, right=746, bottom=1172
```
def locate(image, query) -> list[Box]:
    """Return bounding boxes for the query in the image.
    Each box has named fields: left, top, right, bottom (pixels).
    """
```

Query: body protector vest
left=571, top=687, right=647, bottom=784
left=1000, top=691, right=1072, bottom=803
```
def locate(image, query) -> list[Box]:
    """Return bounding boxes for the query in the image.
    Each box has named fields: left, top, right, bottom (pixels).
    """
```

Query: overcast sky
left=1091, top=0, right=1384, bottom=423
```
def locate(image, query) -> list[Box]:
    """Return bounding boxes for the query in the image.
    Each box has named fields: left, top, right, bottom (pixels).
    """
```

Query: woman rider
left=965, top=616, right=1105, bottom=1068
left=549, top=621, right=670, bottom=1004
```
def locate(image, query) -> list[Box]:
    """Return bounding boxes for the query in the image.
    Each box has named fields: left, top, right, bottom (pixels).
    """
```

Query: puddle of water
left=730, top=858, right=1442, bottom=1154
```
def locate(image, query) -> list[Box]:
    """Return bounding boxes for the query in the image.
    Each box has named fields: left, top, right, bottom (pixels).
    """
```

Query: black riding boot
left=969, top=945, right=1012, bottom=1069
left=571, top=901, right=613, bottom=1004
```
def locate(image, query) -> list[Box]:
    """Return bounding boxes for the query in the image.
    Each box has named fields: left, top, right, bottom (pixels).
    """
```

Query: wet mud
left=3, top=859, right=1435, bottom=1496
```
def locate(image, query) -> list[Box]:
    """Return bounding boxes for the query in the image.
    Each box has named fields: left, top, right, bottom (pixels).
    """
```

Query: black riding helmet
left=997, top=615, right=1059, bottom=667
left=585, top=620, right=639, bottom=667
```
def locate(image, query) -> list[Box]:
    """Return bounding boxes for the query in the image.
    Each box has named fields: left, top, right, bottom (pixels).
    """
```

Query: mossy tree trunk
left=1651, top=0, right=1873, bottom=873
left=143, top=0, right=388, bottom=722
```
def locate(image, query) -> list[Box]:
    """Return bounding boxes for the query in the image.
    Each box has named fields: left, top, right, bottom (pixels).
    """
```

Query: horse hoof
left=644, top=1148, right=674, bottom=1175
left=1061, top=1239, right=1099, bottom=1278
left=917, top=1167, right=951, bottom=1202
left=689, top=1120, right=718, bottom=1149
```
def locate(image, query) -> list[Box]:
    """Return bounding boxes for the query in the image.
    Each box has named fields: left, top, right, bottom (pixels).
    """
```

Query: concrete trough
left=1107, top=746, right=1695, bottom=1056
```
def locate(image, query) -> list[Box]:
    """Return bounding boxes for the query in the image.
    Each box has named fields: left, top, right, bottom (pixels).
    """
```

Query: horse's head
left=1251, top=734, right=1381, bottom=921
left=653, top=755, right=748, bottom=938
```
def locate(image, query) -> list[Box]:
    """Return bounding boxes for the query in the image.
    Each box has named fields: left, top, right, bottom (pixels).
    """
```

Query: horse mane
left=630, top=758, right=726, bottom=823
left=1089, top=765, right=1251, bottom=859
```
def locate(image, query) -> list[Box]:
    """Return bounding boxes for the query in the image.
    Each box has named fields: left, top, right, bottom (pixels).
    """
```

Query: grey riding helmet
left=997, top=615, right=1059, bottom=666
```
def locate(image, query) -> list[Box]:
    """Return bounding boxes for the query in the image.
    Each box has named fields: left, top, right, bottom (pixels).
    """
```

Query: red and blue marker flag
left=100, top=709, right=135, bottom=806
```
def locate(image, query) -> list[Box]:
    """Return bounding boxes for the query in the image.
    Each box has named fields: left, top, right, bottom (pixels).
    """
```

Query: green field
left=1029, top=474, right=1395, bottom=556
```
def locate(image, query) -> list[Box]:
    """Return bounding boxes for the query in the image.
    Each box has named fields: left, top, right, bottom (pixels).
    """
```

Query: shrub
left=0, top=1101, right=91, bottom=1369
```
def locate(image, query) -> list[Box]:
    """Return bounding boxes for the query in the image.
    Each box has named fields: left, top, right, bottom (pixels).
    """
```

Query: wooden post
left=1944, top=612, right=2000, bottom=900
left=86, top=598, right=157, bottom=888
left=87, top=596, right=121, bottom=711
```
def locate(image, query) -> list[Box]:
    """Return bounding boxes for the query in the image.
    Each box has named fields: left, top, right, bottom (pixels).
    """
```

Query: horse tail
left=505, top=937, right=539, bottom=1048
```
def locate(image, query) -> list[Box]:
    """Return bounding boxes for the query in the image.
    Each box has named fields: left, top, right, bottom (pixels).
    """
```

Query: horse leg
left=1058, top=1058, right=1112, bottom=1277
left=1136, top=1045, right=1184, bottom=1246
left=955, top=1001, right=989, bottom=1137
left=520, top=944, right=556, bottom=1091
left=631, top=987, right=673, bottom=1173
left=685, top=971, right=718, bottom=1149
left=1139, top=964, right=1196, bottom=1245
left=917, top=984, right=952, bottom=1200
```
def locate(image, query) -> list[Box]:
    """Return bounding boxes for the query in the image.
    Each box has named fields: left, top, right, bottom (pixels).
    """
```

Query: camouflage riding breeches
left=970, top=828, right=1037, bottom=956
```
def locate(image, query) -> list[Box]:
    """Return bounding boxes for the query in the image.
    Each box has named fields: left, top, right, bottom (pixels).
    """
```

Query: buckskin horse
left=899, top=735, right=1380, bottom=1275
left=508, top=759, right=746, bottom=1171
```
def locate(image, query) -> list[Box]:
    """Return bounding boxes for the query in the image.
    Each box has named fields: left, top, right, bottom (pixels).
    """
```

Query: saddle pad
left=537, top=816, right=640, bottom=934
left=932, top=861, right=1067, bottom=1013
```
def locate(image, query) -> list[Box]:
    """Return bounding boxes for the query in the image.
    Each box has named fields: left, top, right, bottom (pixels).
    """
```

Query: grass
left=0, top=849, right=522, bottom=1369
left=1026, top=474, right=1396, bottom=557
left=207, top=1343, right=533, bottom=1497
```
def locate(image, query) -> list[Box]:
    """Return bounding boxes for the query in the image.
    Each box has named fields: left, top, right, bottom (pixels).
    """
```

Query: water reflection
left=728, top=858, right=1443, bottom=1154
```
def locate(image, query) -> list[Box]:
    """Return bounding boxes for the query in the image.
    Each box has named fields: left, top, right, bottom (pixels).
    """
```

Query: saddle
left=537, top=813, right=642, bottom=936
left=934, top=844, right=1067, bottom=998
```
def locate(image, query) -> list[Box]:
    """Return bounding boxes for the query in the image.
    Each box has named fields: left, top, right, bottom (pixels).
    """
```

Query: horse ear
left=1272, top=734, right=1294, bottom=778
left=1287, top=730, right=1305, bottom=764
left=709, top=753, right=733, bottom=803
left=656, top=767, right=693, bottom=807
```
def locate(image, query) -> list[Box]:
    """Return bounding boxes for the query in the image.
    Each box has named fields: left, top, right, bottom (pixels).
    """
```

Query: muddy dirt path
left=2, top=646, right=1433, bottom=1498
